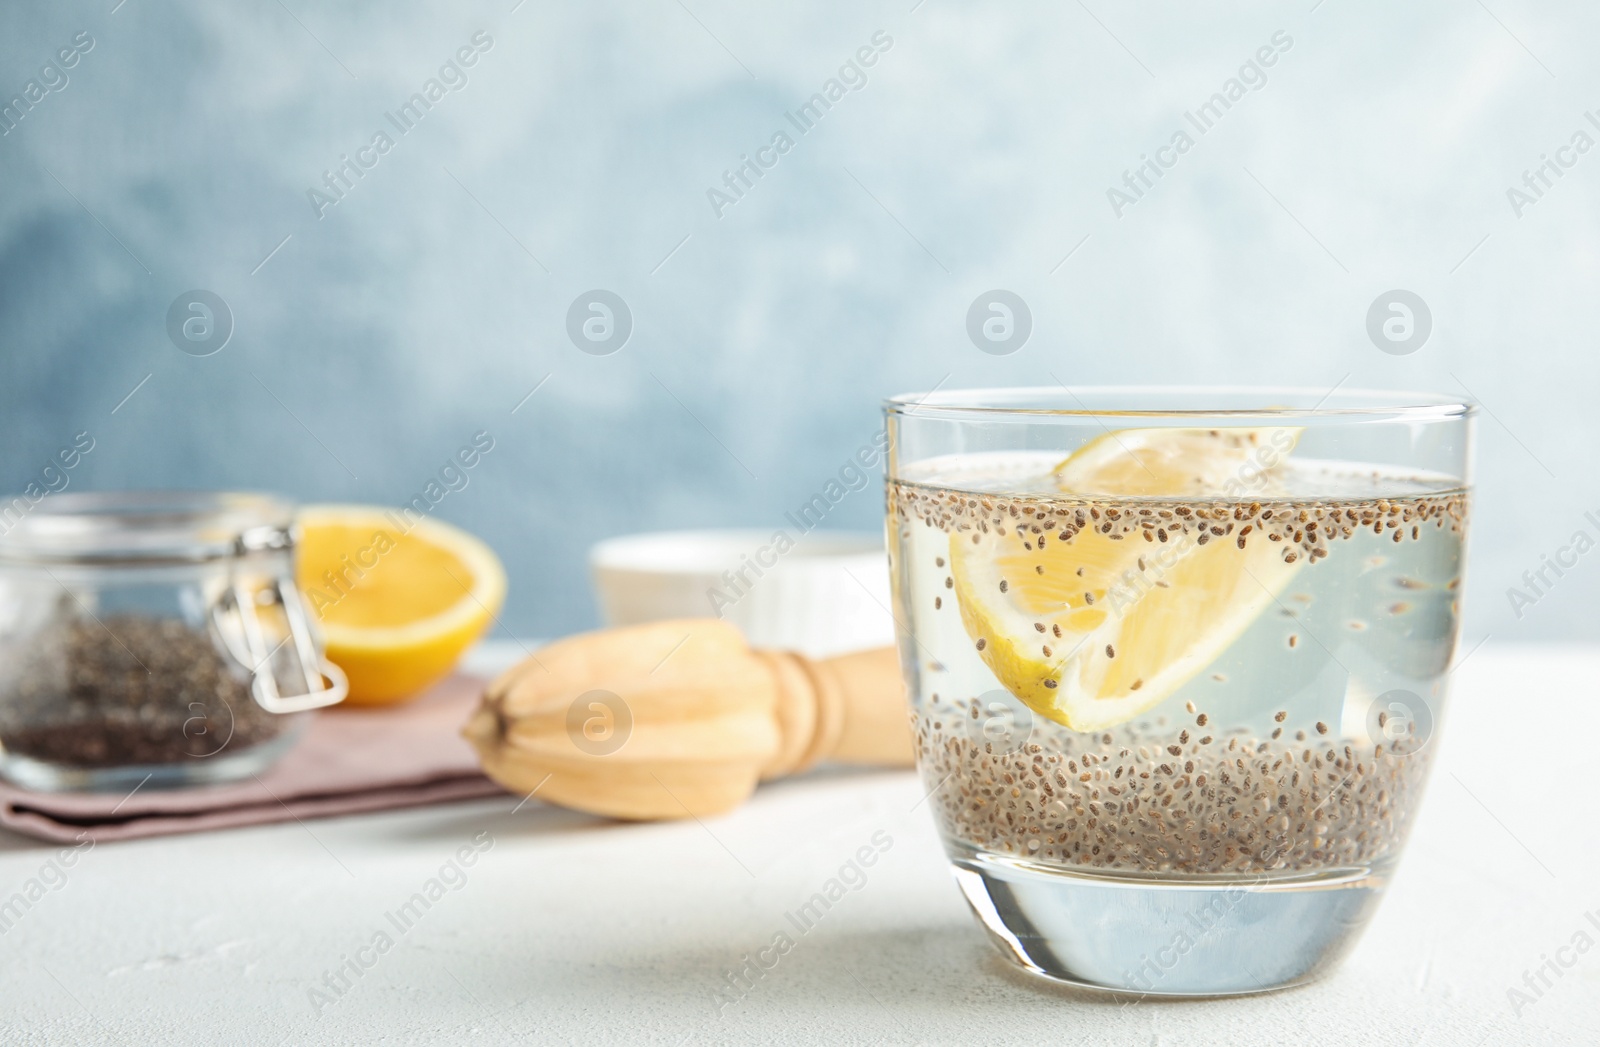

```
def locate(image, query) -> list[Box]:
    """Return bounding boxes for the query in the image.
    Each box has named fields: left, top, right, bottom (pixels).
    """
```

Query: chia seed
left=0, top=616, right=289, bottom=768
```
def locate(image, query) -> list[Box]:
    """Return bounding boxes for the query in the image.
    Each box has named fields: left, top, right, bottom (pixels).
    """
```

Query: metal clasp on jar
left=211, top=524, right=348, bottom=714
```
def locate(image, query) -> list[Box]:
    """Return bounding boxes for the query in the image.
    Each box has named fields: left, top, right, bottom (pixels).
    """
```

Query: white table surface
left=1, top=642, right=1596, bottom=1046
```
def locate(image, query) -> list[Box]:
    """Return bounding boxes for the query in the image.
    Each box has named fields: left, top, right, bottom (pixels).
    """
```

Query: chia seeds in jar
left=0, top=492, right=347, bottom=792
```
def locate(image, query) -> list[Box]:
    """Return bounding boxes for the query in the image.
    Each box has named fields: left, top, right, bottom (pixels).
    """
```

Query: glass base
left=0, top=723, right=306, bottom=793
left=950, top=845, right=1386, bottom=997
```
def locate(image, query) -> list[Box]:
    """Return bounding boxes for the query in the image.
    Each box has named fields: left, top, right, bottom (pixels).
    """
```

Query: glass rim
left=0, top=490, right=294, bottom=565
left=883, top=385, right=1476, bottom=421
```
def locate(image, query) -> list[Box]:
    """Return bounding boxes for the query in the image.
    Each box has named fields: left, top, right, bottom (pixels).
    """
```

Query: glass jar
left=0, top=492, right=347, bottom=791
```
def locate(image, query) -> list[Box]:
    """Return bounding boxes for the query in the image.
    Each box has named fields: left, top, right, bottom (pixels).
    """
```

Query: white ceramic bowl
left=589, top=530, right=893, bottom=657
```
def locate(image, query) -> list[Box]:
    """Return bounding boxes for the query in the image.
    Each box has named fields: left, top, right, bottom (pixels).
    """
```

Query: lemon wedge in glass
left=1053, top=425, right=1301, bottom=497
left=950, top=427, right=1303, bottom=732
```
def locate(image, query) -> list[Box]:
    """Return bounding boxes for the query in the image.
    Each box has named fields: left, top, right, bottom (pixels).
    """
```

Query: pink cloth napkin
left=0, top=674, right=507, bottom=844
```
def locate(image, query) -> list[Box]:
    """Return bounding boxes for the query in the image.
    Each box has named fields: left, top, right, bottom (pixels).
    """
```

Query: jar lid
left=0, top=491, right=295, bottom=565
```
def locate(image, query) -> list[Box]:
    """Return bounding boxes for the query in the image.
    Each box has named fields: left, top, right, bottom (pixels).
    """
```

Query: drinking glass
left=884, top=387, right=1473, bottom=995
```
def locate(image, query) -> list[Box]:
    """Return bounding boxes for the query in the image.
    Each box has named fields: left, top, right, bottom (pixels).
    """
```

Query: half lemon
left=296, top=505, right=506, bottom=706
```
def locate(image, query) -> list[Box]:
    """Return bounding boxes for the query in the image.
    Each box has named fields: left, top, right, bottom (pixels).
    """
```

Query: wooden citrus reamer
left=462, top=619, right=913, bottom=820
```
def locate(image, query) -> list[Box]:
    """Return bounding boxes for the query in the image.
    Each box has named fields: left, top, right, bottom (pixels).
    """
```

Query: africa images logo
left=705, top=31, right=893, bottom=218
left=306, top=32, right=494, bottom=219
left=1105, top=31, right=1292, bottom=218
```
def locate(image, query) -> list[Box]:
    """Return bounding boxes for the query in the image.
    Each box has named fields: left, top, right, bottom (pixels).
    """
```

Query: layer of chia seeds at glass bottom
left=914, top=698, right=1431, bottom=876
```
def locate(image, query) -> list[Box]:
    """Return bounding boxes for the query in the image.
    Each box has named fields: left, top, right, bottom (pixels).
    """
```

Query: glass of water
left=885, top=387, right=1473, bottom=995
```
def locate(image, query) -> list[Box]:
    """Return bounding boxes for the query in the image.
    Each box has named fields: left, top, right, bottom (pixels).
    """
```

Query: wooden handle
left=760, top=647, right=911, bottom=779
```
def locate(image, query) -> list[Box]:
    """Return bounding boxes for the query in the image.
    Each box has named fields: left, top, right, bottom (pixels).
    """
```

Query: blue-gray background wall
left=1, top=0, right=1594, bottom=643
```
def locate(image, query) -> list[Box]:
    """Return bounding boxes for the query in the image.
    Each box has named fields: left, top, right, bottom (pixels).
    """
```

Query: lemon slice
left=952, top=428, right=1303, bottom=731
left=1054, top=426, right=1302, bottom=498
left=297, top=506, right=506, bottom=706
